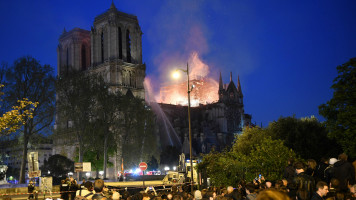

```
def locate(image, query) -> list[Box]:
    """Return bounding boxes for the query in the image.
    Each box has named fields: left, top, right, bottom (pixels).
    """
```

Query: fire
left=158, top=52, right=219, bottom=106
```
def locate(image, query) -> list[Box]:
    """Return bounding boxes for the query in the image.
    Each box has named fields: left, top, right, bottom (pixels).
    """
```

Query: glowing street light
left=171, top=70, right=181, bottom=80
left=172, top=63, right=194, bottom=194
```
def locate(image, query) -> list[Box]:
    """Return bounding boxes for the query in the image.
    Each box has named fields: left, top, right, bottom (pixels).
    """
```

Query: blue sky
left=0, top=0, right=355, bottom=126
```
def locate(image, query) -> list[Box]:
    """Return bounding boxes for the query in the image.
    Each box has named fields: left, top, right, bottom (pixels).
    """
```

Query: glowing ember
left=158, top=52, right=219, bottom=106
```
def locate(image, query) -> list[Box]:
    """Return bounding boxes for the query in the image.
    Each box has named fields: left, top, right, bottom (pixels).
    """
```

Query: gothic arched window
left=126, top=29, right=131, bottom=63
left=118, top=27, right=122, bottom=59
left=81, top=44, right=86, bottom=70
left=101, top=32, right=104, bottom=63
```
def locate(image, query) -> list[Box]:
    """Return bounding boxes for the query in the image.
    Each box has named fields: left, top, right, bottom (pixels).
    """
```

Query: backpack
left=74, top=189, right=93, bottom=200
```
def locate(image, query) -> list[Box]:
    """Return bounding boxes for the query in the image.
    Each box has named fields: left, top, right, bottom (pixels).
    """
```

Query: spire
left=219, top=71, right=223, bottom=90
left=237, top=75, right=242, bottom=94
left=230, top=72, right=232, bottom=82
left=62, top=27, right=67, bottom=34
left=110, top=0, right=117, bottom=10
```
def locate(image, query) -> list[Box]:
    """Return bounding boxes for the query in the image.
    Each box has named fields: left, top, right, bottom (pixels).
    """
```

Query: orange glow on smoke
left=158, top=52, right=219, bottom=106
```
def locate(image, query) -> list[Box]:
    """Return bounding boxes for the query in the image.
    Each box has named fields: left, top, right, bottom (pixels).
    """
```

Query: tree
left=120, top=95, right=158, bottom=169
left=4, top=56, right=55, bottom=183
left=0, top=91, right=37, bottom=135
left=197, top=150, right=243, bottom=187
left=56, top=71, right=158, bottom=179
left=55, top=71, right=104, bottom=178
left=198, top=127, right=297, bottom=185
left=319, top=58, right=356, bottom=158
left=266, top=116, right=342, bottom=160
left=42, top=154, right=74, bottom=184
left=238, top=137, right=296, bottom=181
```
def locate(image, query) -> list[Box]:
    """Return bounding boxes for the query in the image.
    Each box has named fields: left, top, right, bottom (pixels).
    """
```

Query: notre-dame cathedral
left=57, top=2, right=145, bottom=99
left=54, top=2, right=252, bottom=178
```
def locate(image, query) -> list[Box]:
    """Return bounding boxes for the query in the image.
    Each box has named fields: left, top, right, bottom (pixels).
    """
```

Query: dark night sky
left=0, top=0, right=355, bottom=126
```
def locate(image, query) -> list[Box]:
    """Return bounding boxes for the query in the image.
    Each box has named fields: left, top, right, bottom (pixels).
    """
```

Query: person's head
left=282, top=179, right=288, bottom=187
left=70, top=176, right=74, bottom=181
left=29, top=180, right=33, bottom=184
left=227, top=186, right=234, bottom=194
left=84, top=181, right=93, bottom=191
left=141, top=193, right=149, bottom=200
left=294, top=162, right=305, bottom=174
left=338, top=153, right=348, bottom=161
left=316, top=181, right=328, bottom=197
left=172, top=195, right=183, bottom=200
left=256, top=189, right=291, bottom=200
left=112, top=191, right=121, bottom=200
left=194, top=190, right=202, bottom=200
left=167, top=193, right=173, bottom=200
left=265, top=181, right=272, bottom=188
left=307, top=159, right=317, bottom=170
left=330, top=178, right=340, bottom=190
left=329, top=158, right=338, bottom=165
left=94, top=179, right=105, bottom=193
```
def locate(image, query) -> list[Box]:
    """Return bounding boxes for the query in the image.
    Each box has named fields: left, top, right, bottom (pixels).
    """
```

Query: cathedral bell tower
left=57, top=2, right=145, bottom=99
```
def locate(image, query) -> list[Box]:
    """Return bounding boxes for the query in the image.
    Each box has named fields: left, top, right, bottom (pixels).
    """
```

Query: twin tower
left=57, top=2, right=145, bottom=99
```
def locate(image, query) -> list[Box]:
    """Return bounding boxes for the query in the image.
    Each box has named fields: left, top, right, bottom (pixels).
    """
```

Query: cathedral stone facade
left=57, top=2, right=145, bottom=99
left=54, top=2, right=252, bottom=177
left=157, top=73, right=251, bottom=155
left=54, top=3, right=146, bottom=179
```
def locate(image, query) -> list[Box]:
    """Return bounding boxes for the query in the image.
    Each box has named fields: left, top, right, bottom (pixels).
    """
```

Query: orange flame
left=158, top=52, right=219, bottom=106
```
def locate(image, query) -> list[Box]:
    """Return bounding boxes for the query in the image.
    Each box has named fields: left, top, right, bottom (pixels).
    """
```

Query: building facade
left=54, top=2, right=146, bottom=179
left=54, top=2, right=252, bottom=178
left=56, top=2, right=145, bottom=99
left=156, top=72, right=252, bottom=156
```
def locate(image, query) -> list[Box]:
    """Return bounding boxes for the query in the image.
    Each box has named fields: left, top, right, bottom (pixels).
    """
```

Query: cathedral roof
left=59, top=27, right=90, bottom=40
left=226, top=80, right=238, bottom=94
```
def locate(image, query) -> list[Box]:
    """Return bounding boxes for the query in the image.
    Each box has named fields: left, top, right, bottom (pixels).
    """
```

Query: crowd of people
left=27, top=153, right=356, bottom=200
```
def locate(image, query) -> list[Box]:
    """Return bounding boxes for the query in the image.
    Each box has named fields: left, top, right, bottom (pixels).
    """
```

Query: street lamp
left=172, top=63, right=194, bottom=194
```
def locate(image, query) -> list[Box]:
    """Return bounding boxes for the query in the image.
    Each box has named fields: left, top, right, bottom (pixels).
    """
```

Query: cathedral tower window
left=118, top=27, right=123, bottom=59
left=101, top=32, right=104, bottom=63
left=81, top=44, right=86, bottom=70
left=126, top=29, right=131, bottom=63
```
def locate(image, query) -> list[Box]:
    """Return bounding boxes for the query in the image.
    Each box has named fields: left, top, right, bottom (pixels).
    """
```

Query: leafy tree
left=4, top=56, right=55, bottom=183
left=266, top=116, right=341, bottom=160
left=55, top=71, right=103, bottom=171
left=232, top=126, right=267, bottom=155
left=56, top=71, right=158, bottom=179
left=120, top=95, right=158, bottom=169
left=197, top=150, right=243, bottom=186
left=0, top=91, right=37, bottom=134
left=238, top=137, right=296, bottom=181
left=198, top=127, right=297, bottom=185
left=319, top=58, right=356, bottom=158
left=42, top=154, right=74, bottom=178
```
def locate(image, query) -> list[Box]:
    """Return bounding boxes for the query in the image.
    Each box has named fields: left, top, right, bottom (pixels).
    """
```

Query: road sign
left=139, top=162, right=147, bottom=171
